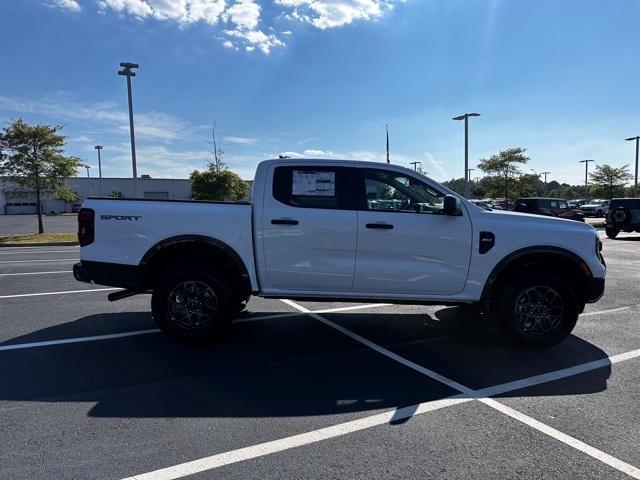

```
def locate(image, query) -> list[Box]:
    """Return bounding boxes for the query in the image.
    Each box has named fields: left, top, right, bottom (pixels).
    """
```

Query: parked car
left=605, top=198, right=640, bottom=238
left=514, top=197, right=585, bottom=222
left=580, top=200, right=610, bottom=218
left=74, top=159, right=605, bottom=347
left=568, top=199, right=589, bottom=208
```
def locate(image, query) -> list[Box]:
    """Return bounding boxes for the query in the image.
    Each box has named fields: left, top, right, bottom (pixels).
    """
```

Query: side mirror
left=443, top=195, right=460, bottom=216
left=515, top=202, right=528, bottom=211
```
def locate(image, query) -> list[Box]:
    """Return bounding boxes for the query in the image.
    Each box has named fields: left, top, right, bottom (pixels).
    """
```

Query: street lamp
left=625, top=136, right=639, bottom=197
left=453, top=112, right=481, bottom=198
left=94, top=145, right=103, bottom=196
left=83, top=164, right=91, bottom=198
left=118, top=62, right=139, bottom=198
left=579, top=160, right=595, bottom=198
left=467, top=168, right=475, bottom=198
left=410, top=161, right=422, bottom=171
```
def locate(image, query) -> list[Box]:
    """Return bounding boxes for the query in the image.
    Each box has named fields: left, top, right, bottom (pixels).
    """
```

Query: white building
left=1, top=177, right=193, bottom=214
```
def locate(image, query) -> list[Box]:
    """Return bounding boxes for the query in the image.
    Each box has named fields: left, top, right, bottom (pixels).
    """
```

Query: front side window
left=363, top=169, right=445, bottom=214
left=559, top=200, right=569, bottom=209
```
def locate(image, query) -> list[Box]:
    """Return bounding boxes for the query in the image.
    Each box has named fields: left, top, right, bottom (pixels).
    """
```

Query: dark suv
left=514, top=197, right=585, bottom=222
left=605, top=198, right=640, bottom=238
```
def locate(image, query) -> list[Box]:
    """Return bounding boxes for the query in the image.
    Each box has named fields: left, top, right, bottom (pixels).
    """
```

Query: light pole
left=94, top=145, right=103, bottom=196
left=453, top=112, right=481, bottom=198
left=579, top=160, right=594, bottom=198
left=410, top=161, right=422, bottom=171
left=467, top=168, right=475, bottom=198
left=625, top=136, right=639, bottom=197
left=84, top=165, right=91, bottom=199
left=540, top=171, right=550, bottom=195
left=118, top=62, right=139, bottom=197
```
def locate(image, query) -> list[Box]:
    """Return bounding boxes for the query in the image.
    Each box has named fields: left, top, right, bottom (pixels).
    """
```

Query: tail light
left=78, top=208, right=95, bottom=247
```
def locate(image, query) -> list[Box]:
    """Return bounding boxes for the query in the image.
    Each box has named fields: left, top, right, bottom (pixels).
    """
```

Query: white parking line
left=282, top=300, right=640, bottom=480
left=0, top=329, right=160, bottom=352
left=123, top=396, right=471, bottom=480
left=581, top=305, right=638, bottom=317
left=0, top=271, right=72, bottom=277
left=0, top=250, right=80, bottom=255
left=0, top=287, right=119, bottom=299
left=0, top=258, right=78, bottom=264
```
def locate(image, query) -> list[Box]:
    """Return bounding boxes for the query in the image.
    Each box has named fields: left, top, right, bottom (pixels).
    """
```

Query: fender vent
left=479, top=231, right=495, bottom=254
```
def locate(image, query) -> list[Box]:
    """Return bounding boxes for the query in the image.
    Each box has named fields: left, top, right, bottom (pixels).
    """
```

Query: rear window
left=610, top=199, right=640, bottom=209
left=272, top=165, right=354, bottom=210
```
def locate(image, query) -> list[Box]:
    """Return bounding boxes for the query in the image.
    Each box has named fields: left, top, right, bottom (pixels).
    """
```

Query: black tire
left=492, top=272, right=578, bottom=348
left=151, top=267, right=234, bottom=341
left=605, top=228, right=619, bottom=239
left=610, top=206, right=631, bottom=228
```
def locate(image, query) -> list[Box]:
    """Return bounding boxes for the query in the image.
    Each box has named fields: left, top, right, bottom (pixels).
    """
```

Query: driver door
left=352, top=168, right=473, bottom=296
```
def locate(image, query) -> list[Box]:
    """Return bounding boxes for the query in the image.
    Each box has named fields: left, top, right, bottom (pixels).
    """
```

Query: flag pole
left=386, top=124, right=390, bottom=164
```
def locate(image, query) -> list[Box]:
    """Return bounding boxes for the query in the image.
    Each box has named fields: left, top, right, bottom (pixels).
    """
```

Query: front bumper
left=586, top=277, right=605, bottom=303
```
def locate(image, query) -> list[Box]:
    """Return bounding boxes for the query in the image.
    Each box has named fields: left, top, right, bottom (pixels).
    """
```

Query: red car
left=514, top=197, right=585, bottom=222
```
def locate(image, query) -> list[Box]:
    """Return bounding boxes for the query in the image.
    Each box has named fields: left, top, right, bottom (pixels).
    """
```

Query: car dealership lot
left=1, top=236, right=639, bottom=480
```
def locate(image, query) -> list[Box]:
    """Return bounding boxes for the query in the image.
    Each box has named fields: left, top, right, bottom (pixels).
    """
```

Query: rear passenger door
left=260, top=165, right=358, bottom=293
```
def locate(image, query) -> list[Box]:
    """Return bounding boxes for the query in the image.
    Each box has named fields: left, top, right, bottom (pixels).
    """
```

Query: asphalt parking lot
left=1, top=233, right=639, bottom=480
left=0, top=214, right=78, bottom=236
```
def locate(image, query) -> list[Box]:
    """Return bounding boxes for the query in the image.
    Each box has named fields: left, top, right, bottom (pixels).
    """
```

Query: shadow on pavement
left=0, top=306, right=611, bottom=418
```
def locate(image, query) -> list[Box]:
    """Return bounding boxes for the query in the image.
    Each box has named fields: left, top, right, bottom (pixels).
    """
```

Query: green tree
left=190, top=123, right=249, bottom=201
left=589, top=164, right=632, bottom=199
left=108, top=190, right=123, bottom=198
left=478, top=147, right=530, bottom=202
left=53, top=185, right=79, bottom=206
left=0, top=119, right=80, bottom=233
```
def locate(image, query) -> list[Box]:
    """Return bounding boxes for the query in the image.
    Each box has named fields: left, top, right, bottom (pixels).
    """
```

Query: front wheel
left=492, top=273, right=578, bottom=348
left=606, top=228, right=619, bottom=239
left=151, top=268, right=233, bottom=341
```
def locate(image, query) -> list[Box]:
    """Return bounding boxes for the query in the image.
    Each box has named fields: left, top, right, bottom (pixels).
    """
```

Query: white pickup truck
left=74, top=159, right=606, bottom=347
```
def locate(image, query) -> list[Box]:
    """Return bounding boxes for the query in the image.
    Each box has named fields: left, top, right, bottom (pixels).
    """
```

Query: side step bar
left=107, top=289, right=148, bottom=302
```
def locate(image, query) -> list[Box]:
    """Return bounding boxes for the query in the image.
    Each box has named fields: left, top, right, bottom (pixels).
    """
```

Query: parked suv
left=581, top=200, right=610, bottom=218
left=514, top=197, right=585, bottom=222
left=605, top=198, right=640, bottom=238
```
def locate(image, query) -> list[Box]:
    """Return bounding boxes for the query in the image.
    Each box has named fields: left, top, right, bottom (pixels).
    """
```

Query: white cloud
left=224, top=136, right=257, bottom=144
left=303, top=148, right=334, bottom=156
left=47, top=0, right=404, bottom=54
left=50, top=0, right=82, bottom=12
left=276, top=0, right=398, bottom=29
left=0, top=94, right=188, bottom=142
left=97, top=0, right=225, bottom=25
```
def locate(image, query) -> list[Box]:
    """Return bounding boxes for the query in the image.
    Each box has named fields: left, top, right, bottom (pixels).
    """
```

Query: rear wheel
left=492, top=272, right=578, bottom=348
left=606, top=228, right=619, bottom=239
left=151, top=267, right=234, bottom=341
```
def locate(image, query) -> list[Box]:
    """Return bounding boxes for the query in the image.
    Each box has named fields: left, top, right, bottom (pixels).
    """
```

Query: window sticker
left=292, top=170, right=335, bottom=196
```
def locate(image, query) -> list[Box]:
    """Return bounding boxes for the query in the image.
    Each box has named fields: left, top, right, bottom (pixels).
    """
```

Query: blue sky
left=1, top=0, right=639, bottom=183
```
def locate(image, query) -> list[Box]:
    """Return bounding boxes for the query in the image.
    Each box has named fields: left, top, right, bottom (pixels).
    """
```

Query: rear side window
left=273, top=166, right=354, bottom=209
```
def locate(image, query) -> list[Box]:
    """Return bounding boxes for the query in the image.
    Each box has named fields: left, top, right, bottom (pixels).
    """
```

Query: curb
left=0, top=242, right=79, bottom=247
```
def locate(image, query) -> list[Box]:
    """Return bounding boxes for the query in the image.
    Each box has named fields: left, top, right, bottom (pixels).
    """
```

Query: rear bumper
left=73, top=260, right=143, bottom=289
left=586, top=277, right=605, bottom=303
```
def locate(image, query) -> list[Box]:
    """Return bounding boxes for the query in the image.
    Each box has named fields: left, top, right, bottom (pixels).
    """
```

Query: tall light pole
left=118, top=62, right=139, bottom=197
left=410, top=161, right=422, bottom=171
left=625, top=136, right=639, bottom=197
left=94, top=145, right=103, bottom=196
left=84, top=165, right=91, bottom=199
left=579, top=160, right=594, bottom=198
left=540, top=171, right=550, bottom=195
left=453, top=112, right=481, bottom=198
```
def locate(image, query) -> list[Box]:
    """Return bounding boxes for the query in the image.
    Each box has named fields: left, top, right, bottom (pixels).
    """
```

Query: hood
left=488, top=209, right=594, bottom=230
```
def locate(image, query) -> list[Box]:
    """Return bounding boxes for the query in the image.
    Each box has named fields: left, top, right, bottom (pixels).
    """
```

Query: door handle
left=271, top=218, right=299, bottom=225
left=366, top=223, right=393, bottom=230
